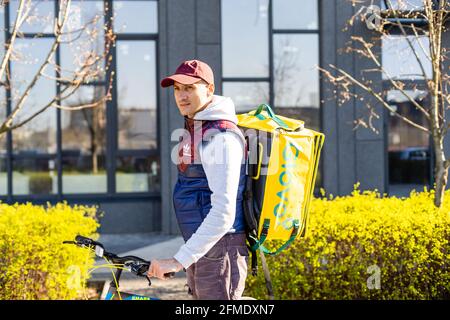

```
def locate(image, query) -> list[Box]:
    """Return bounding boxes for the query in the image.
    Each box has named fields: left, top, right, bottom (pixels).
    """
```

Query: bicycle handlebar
left=63, top=235, right=176, bottom=283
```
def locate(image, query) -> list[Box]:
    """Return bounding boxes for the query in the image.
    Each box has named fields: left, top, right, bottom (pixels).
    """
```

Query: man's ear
left=208, top=83, right=215, bottom=97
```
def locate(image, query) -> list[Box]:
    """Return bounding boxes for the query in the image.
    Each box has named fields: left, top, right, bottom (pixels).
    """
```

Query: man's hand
left=147, top=258, right=183, bottom=280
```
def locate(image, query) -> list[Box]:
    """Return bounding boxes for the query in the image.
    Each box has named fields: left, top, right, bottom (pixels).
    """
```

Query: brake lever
left=146, top=275, right=152, bottom=286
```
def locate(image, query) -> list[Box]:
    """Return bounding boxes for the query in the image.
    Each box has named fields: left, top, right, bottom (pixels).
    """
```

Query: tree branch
left=320, top=64, right=430, bottom=133
left=351, top=36, right=431, bottom=118
left=0, top=0, right=31, bottom=81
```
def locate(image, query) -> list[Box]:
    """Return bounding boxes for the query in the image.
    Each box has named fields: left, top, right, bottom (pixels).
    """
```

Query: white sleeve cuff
left=173, top=247, right=196, bottom=269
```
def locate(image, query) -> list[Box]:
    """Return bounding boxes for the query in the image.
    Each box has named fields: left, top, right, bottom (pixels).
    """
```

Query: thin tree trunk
left=92, top=146, right=98, bottom=174
left=91, top=109, right=99, bottom=174
left=432, top=137, right=448, bottom=207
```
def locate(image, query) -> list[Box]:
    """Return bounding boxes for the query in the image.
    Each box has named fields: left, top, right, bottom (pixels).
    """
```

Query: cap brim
left=160, top=74, right=203, bottom=88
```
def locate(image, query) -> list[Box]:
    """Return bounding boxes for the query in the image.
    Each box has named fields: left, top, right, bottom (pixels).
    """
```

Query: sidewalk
left=89, top=233, right=191, bottom=300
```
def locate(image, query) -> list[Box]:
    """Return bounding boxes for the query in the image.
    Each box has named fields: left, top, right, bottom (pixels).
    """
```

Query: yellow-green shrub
left=244, top=186, right=450, bottom=299
left=0, top=202, right=99, bottom=300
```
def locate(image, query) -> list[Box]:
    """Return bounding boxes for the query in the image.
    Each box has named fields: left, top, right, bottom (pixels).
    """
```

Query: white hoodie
left=173, top=95, right=245, bottom=269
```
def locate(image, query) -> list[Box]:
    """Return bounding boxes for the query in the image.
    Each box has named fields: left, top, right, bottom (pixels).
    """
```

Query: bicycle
left=63, top=235, right=175, bottom=300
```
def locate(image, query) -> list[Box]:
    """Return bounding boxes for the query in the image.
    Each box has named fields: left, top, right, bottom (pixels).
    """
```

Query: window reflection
left=223, top=82, right=269, bottom=113
left=9, top=0, right=55, bottom=34
left=381, top=0, right=425, bottom=10
left=13, top=158, right=57, bottom=195
left=61, top=86, right=107, bottom=194
left=0, top=154, right=5, bottom=195
left=221, top=0, right=269, bottom=77
left=0, top=88, right=6, bottom=142
left=382, top=35, right=431, bottom=80
left=273, top=0, right=318, bottom=30
left=387, top=90, right=430, bottom=190
left=116, top=155, right=160, bottom=193
left=113, top=1, right=158, bottom=34
left=273, top=34, right=320, bottom=131
left=60, top=0, right=105, bottom=82
left=117, top=41, right=157, bottom=150
left=11, top=38, right=56, bottom=153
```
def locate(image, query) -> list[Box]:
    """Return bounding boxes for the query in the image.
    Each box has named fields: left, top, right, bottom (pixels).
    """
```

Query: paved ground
left=89, top=232, right=191, bottom=300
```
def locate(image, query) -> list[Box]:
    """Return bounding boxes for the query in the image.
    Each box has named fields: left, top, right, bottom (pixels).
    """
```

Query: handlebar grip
left=75, top=235, right=91, bottom=242
left=75, top=235, right=94, bottom=247
left=75, top=235, right=103, bottom=248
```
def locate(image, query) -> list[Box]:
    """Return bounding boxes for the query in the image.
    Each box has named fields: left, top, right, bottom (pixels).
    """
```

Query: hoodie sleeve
left=173, top=131, right=244, bottom=269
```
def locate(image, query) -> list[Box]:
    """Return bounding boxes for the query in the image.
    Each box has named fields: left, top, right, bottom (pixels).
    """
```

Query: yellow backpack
left=237, top=104, right=325, bottom=277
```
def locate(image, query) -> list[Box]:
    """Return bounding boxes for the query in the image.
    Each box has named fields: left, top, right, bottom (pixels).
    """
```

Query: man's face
left=173, top=80, right=214, bottom=118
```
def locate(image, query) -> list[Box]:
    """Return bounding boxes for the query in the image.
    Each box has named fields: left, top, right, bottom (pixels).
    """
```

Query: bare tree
left=0, top=0, right=114, bottom=136
left=319, top=0, right=450, bottom=207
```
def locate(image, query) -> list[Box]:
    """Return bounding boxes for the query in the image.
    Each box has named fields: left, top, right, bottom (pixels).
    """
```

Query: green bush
left=0, top=202, right=99, bottom=300
left=244, top=186, right=450, bottom=299
left=29, top=173, right=53, bottom=194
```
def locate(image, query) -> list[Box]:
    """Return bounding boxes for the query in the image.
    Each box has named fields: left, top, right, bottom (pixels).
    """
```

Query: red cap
left=161, top=59, right=214, bottom=88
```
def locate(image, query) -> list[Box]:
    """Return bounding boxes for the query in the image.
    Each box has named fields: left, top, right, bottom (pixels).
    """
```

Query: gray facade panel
left=321, top=0, right=339, bottom=196
left=336, top=1, right=356, bottom=194
left=196, top=0, right=221, bottom=45
left=352, top=4, right=386, bottom=193
left=159, top=0, right=222, bottom=234
left=352, top=1, right=384, bottom=143
left=356, top=140, right=385, bottom=192
left=197, top=44, right=222, bottom=94
left=160, top=0, right=197, bottom=234
left=97, top=200, right=161, bottom=234
left=159, top=0, right=177, bottom=235
left=322, top=0, right=387, bottom=196
left=167, top=0, right=197, bottom=61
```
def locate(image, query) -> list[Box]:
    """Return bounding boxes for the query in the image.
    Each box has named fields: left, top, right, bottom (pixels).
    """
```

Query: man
left=147, top=59, right=249, bottom=300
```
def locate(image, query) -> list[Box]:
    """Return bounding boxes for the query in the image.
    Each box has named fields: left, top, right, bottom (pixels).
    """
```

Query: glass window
left=223, top=82, right=269, bottom=113
left=387, top=90, right=430, bottom=193
left=221, top=0, right=269, bottom=77
left=61, top=86, right=107, bottom=194
left=273, top=34, right=320, bottom=130
left=117, top=41, right=157, bottom=150
left=113, top=1, right=158, bottom=34
left=60, top=0, right=105, bottom=82
left=382, top=35, right=432, bottom=80
left=11, top=38, right=57, bottom=195
left=11, top=38, right=56, bottom=153
left=9, top=0, right=55, bottom=34
left=64, top=0, right=104, bottom=30
left=273, top=0, right=318, bottom=30
left=381, top=0, right=425, bottom=10
left=13, top=157, right=57, bottom=195
left=116, top=155, right=160, bottom=193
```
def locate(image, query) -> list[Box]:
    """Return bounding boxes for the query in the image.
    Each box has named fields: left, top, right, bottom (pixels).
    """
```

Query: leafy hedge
left=244, top=186, right=450, bottom=299
left=0, top=202, right=99, bottom=300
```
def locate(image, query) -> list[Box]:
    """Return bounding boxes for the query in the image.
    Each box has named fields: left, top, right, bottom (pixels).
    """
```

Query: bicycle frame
left=102, top=267, right=159, bottom=300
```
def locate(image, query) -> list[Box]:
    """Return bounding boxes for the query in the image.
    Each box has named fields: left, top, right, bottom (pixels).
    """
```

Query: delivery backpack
left=237, top=104, right=325, bottom=291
